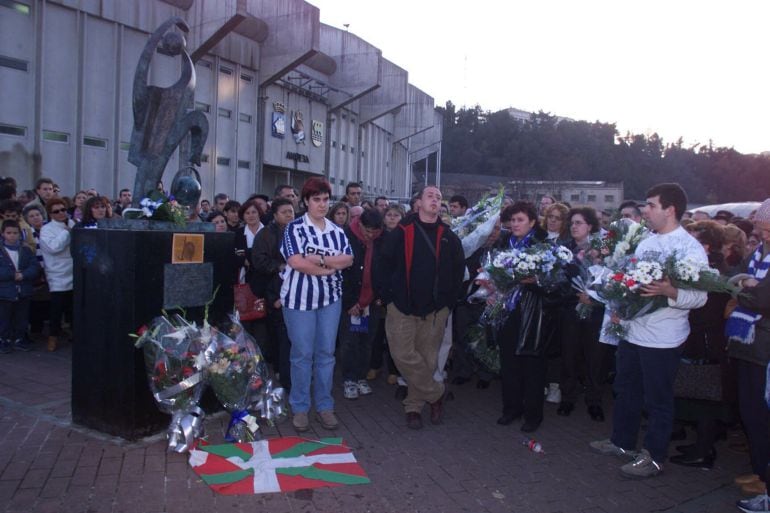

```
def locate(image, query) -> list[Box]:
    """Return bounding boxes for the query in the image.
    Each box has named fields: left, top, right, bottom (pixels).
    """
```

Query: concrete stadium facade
left=0, top=0, right=441, bottom=202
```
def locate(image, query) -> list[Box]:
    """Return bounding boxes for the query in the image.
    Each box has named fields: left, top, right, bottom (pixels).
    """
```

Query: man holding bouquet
left=591, top=183, right=708, bottom=478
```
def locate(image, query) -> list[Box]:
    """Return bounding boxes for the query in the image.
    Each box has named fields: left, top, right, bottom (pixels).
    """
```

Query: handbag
left=234, top=268, right=266, bottom=321
left=673, top=359, right=723, bottom=401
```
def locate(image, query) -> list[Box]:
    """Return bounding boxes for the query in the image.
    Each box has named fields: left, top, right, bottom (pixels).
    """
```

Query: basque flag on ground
left=189, top=437, right=370, bottom=494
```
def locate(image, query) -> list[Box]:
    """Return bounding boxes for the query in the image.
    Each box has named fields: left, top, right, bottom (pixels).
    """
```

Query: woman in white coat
left=39, top=198, right=75, bottom=351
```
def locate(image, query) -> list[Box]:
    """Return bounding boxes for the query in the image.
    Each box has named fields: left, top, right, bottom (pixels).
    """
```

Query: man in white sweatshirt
left=591, top=183, right=708, bottom=478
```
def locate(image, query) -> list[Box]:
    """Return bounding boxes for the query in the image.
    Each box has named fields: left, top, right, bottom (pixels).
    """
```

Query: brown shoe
left=429, top=394, right=444, bottom=425
left=741, top=479, right=767, bottom=495
left=386, top=374, right=398, bottom=385
left=292, top=412, right=309, bottom=432
left=46, top=336, right=57, bottom=352
left=735, top=473, right=761, bottom=485
left=406, top=412, right=423, bottom=430
left=316, top=410, right=338, bottom=430
left=366, top=369, right=378, bottom=380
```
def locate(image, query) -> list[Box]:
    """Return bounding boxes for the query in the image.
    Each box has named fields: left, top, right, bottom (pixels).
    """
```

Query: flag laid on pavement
left=189, top=437, right=370, bottom=494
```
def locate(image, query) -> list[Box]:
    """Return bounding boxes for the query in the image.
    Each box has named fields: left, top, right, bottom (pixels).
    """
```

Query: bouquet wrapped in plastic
left=451, top=186, right=505, bottom=257
left=134, top=314, right=212, bottom=452
left=473, top=244, right=573, bottom=328
left=208, top=319, right=268, bottom=442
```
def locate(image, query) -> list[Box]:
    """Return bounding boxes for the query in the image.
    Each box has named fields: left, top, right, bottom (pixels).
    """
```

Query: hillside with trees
left=438, top=102, right=770, bottom=203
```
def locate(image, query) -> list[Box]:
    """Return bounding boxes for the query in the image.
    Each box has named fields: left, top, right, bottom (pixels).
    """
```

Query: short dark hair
left=213, top=193, right=229, bottom=202
left=238, top=199, right=263, bottom=219
left=449, top=195, right=469, bottom=209
left=374, top=196, right=388, bottom=204
left=223, top=200, right=241, bottom=213
left=501, top=201, right=537, bottom=223
left=1, top=219, right=20, bottom=232
left=82, top=196, right=110, bottom=225
left=35, top=177, right=54, bottom=190
left=274, top=184, right=293, bottom=197
left=0, top=184, right=16, bottom=201
left=0, top=199, right=22, bottom=214
left=248, top=193, right=270, bottom=203
left=200, top=199, right=210, bottom=206
left=22, top=204, right=44, bottom=219
left=45, top=198, right=67, bottom=214
left=646, top=183, right=688, bottom=221
left=270, top=197, right=293, bottom=214
left=618, top=200, right=642, bottom=217
left=359, top=208, right=383, bottom=229
left=345, top=182, right=362, bottom=193
left=301, top=177, right=332, bottom=203
left=568, top=206, right=600, bottom=234
left=119, top=188, right=130, bottom=195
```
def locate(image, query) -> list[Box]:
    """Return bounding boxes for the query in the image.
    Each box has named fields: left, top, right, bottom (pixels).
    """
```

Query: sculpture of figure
left=129, top=17, right=208, bottom=206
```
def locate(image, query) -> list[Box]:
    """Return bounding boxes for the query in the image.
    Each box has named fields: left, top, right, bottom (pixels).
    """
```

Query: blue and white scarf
left=725, top=246, right=770, bottom=345
left=504, top=229, right=536, bottom=311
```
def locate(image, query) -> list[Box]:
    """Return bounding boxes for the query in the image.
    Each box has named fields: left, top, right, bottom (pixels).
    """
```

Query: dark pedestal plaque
left=71, top=227, right=234, bottom=440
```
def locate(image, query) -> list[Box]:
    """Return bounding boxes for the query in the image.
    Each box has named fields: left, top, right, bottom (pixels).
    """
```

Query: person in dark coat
left=0, top=220, right=41, bottom=353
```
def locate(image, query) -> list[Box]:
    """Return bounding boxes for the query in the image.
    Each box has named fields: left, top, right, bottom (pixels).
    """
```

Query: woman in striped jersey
left=280, top=177, right=353, bottom=432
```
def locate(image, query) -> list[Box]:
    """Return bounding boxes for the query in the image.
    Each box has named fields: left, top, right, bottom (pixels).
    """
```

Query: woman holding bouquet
left=280, top=177, right=353, bottom=432
left=558, top=207, right=608, bottom=421
left=495, top=201, right=559, bottom=432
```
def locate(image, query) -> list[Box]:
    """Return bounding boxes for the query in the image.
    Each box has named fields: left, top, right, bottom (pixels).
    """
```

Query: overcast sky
left=310, top=0, right=770, bottom=154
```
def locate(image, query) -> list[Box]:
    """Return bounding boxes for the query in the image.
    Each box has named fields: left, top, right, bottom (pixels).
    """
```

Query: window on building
left=216, top=157, right=230, bottom=166
left=195, top=102, right=210, bottom=113
left=351, top=118, right=356, bottom=124
left=42, top=130, right=68, bottom=143
left=332, top=141, right=337, bottom=148
left=587, top=194, right=597, bottom=202
left=218, top=108, right=231, bottom=119
left=605, top=194, right=615, bottom=203
left=570, top=194, right=580, bottom=202
left=329, top=177, right=335, bottom=184
left=119, top=142, right=130, bottom=151
left=239, top=113, right=252, bottom=123
left=219, top=66, right=233, bottom=75
left=350, top=146, right=355, bottom=154
left=197, top=60, right=212, bottom=69
left=0, top=55, right=28, bottom=72
left=0, top=123, right=26, bottom=137
left=240, top=73, right=253, bottom=83
left=237, top=160, right=250, bottom=169
left=83, top=136, right=107, bottom=148
left=200, top=154, right=209, bottom=163
left=0, top=1, right=30, bottom=15
left=341, top=144, right=347, bottom=151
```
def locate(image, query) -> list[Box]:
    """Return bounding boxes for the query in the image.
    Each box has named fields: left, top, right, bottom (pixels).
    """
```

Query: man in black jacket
left=376, top=185, right=465, bottom=429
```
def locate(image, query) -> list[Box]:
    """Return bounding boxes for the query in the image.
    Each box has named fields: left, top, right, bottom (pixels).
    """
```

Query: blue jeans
left=282, top=300, right=342, bottom=414
left=611, top=340, right=681, bottom=463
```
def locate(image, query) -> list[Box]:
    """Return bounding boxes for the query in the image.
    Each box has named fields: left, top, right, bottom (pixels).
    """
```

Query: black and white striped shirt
left=280, top=214, right=352, bottom=311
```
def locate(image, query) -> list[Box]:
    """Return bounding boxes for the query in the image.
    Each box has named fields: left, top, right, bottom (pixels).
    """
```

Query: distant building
left=509, top=180, right=623, bottom=211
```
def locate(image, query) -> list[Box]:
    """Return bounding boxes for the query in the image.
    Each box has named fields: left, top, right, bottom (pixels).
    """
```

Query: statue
left=129, top=17, right=208, bottom=206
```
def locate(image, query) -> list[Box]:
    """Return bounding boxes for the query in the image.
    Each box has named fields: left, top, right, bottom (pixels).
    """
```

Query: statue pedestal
left=71, top=225, right=234, bottom=440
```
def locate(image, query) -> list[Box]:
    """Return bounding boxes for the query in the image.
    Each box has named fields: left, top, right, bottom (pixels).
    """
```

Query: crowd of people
left=1, top=175, right=768, bottom=512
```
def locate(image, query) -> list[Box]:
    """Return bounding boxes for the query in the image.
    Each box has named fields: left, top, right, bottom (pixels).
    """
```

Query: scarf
left=725, top=246, right=770, bottom=344
left=505, top=229, right=537, bottom=311
left=3, top=240, right=21, bottom=251
left=349, top=217, right=382, bottom=308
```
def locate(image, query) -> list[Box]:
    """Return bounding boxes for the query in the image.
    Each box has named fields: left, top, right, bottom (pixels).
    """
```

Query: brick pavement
left=0, top=338, right=755, bottom=513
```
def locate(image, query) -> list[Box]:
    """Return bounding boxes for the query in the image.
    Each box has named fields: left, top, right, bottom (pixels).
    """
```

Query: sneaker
left=343, top=380, right=359, bottom=400
left=545, top=383, right=561, bottom=404
left=0, top=340, right=11, bottom=354
left=620, top=449, right=663, bottom=478
left=13, top=339, right=32, bottom=352
left=589, top=439, right=639, bottom=459
left=292, top=411, right=309, bottom=432
left=737, top=494, right=770, bottom=513
left=357, top=380, right=372, bottom=396
left=316, top=410, right=338, bottom=430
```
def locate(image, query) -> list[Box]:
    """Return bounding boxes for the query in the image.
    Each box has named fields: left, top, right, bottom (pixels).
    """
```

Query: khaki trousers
left=386, top=304, right=449, bottom=413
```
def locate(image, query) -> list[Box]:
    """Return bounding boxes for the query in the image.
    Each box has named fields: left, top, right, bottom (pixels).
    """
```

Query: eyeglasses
left=50, top=208, right=67, bottom=214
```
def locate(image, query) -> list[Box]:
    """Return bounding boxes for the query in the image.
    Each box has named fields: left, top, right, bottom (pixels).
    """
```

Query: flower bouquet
left=207, top=317, right=268, bottom=442
left=591, top=218, right=648, bottom=266
left=595, top=252, right=738, bottom=339
left=133, top=314, right=212, bottom=452
left=123, top=190, right=187, bottom=226
left=478, top=243, right=573, bottom=327
left=451, top=186, right=505, bottom=257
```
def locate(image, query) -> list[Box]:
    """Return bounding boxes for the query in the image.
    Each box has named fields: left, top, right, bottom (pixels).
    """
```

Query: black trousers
left=736, top=359, right=770, bottom=480
left=560, top=306, right=608, bottom=406
left=48, top=290, right=72, bottom=337
left=498, top=312, right=547, bottom=424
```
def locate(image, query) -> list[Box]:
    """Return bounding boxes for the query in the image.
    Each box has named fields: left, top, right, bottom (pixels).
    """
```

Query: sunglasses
left=50, top=208, right=67, bottom=214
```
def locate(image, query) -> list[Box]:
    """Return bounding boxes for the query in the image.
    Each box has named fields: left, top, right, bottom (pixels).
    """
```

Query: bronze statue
left=129, top=17, right=208, bottom=206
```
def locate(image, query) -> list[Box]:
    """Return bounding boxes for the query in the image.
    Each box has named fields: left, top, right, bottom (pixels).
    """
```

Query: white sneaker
left=545, top=383, right=561, bottom=404
left=357, top=380, right=372, bottom=395
left=738, top=494, right=770, bottom=513
left=343, top=380, right=359, bottom=400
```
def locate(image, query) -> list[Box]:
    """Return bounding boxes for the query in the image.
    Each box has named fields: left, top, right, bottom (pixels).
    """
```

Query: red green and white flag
left=189, top=437, right=370, bottom=494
